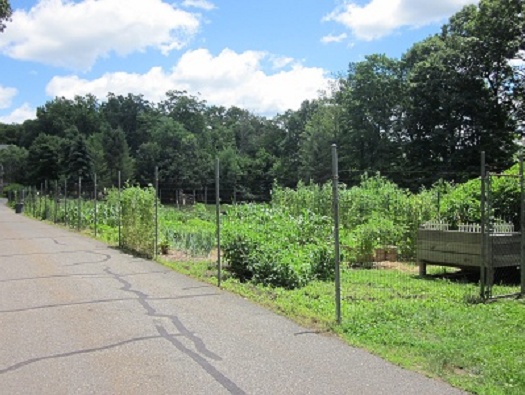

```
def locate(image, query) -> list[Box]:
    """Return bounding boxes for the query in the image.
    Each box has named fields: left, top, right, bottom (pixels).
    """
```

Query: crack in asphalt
left=0, top=249, right=110, bottom=259
left=0, top=294, right=219, bottom=314
left=0, top=298, right=137, bottom=313
left=103, top=267, right=221, bottom=358
left=0, top=249, right=112, bottom=267
left=0, top=236, right=77, bottom=242
left=63, top=251, right=112, bottom=266
left=0, top=270, right=171, bottom=284
left=0, top=335, right=165, bottom=374
left=103, top=267, right=247, bottom=394
left=0, top=273, right=108, bottom=284
left=156, top=324, right=247, bottom=395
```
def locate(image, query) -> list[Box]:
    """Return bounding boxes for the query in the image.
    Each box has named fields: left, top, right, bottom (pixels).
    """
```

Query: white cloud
left=182, top=0, right=216, bottom=11
left=0, top=85, right=18, bottom=109
left=0, top=103, right=36, bottom=124
left=324, top=0, right=479, bottom=40
left=0, top=0, right=201, bottom=70
left=46, top=48, right=331, bottom=116
left=321, top=33, right=348, bottom=44
left=269, top=55, right=295, bottom=70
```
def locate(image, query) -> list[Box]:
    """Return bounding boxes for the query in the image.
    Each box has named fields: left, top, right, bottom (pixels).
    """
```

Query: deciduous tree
left=0, top=0, right=11, bottom=32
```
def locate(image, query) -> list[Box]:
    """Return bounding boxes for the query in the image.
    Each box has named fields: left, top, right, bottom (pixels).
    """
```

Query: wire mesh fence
left=480, top=164, right=524, bottom=300
left=337, top=171, right=476, bottom=314
left=6, top=147, right=525, bottom=322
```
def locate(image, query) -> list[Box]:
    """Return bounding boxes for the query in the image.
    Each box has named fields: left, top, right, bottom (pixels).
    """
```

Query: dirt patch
left=162, top=248, right=219, bottom=263
left=375, top=261, right=420, bottom=273
left=348, top=260, right=420, bottom=273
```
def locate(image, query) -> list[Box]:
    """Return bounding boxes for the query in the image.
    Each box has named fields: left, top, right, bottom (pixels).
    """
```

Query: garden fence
left=8, top=148, right=525, bottom=323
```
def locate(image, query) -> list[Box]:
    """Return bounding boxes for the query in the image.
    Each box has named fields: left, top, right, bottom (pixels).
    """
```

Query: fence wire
left=6, top=150, right=525, bottom=321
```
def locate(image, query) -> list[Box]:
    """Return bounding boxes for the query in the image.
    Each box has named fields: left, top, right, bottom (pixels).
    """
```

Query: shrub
left=273, top=175, right=436, bottom=261
left=222, top=204, right=334, bottom=289
left=438, top=163, right=521, bottom=228
left=116, top=185, right=156, bottom=258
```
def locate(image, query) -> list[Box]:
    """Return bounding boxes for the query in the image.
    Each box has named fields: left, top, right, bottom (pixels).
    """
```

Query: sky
left=0, top=0, right=480, bottom=123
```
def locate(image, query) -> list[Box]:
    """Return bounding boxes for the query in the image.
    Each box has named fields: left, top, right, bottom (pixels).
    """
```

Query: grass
left=160, top=257, right=525, bottom=395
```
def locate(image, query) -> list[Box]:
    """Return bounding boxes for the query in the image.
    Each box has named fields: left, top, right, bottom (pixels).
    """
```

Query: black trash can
left=15, top=203, right=24, bottom=214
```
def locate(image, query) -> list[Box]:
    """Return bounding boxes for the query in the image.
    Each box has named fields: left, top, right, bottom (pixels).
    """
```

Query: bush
left=116, top=185, right=156, bottom=258
left=222, top=205, right=334, bottom=289
left=439, top=163, right=521, bottom=228
left=273, top=175, right=436, bottom=261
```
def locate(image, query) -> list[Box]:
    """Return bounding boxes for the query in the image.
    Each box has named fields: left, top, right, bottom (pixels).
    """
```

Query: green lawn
left=161, top=258, right=525, bottom=395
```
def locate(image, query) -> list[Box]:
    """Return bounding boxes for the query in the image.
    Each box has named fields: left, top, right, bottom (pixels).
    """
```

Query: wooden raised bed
left=417, top=229, right=521, bottom=275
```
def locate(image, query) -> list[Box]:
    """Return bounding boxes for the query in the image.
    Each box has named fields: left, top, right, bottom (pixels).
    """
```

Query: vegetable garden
left=7, top=162, right=524, bottom=296
left=5, top=159, right=525, bottom=395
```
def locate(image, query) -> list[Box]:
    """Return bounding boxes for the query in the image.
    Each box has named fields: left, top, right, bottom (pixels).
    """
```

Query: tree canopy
left=0, top=0, right=523, bottom=198
left=0, top=0, right=11, bottom=32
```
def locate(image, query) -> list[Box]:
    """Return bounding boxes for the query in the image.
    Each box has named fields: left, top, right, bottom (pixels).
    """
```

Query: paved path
left=0, top=200, right=465, bottom=394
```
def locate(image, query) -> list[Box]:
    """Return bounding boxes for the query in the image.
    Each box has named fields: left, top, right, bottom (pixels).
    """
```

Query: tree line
left=0, top=0, right=523, bottom=200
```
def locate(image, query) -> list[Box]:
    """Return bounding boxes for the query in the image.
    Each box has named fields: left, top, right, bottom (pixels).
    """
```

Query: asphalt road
left=0, top=199, right=466, bottom=394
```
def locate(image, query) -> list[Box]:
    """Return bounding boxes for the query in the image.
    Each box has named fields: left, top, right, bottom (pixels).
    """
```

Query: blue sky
left=0, top=0, right=479, bottom=123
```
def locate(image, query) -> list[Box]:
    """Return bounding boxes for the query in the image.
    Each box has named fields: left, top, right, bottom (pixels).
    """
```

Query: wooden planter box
left=374, top=247, right=398, bottom=262
left=417, top=229, right=520, bottom=275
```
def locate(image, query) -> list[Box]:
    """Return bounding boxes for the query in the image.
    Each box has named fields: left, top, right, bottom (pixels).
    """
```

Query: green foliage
left=0, top=145, right=28, bottom=185
left=3, top=183, right=22, bottom=193
left=439, top=178, right=481, bottom=227
left=159, top=205, right=215, bottom=256
left=298, top=100, right=339, bottom=183
left=27, top=134, right=66, bottom=184
left=439, top=163, right=521, bottom=228
left=222, top=204, right=334, bottom=289
left=4, top=183, right=26, bottom=210
left=117, top=185, right=155, bottom=258
left=67, top=134, right=94, bottom=181
left=273, top=174, right=436, bottom=261
left=96, top=223, right=119, bottom=244
left=343, top=214, right=402, bottom=263
left=0, top=0, right=11, bottom=32
left=101, top=127, right=133, bottom=186
left=339, top=54, right=405, bottom=174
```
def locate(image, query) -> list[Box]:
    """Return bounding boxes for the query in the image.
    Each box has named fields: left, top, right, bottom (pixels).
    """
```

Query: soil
left=162, top=248, right=219, bottom=263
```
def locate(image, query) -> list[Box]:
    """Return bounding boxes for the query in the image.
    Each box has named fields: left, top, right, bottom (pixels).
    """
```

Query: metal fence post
left=332, top=144, right=341, bottom=324
left=216, top=157, right=222, bottom=287
left=39, top=183, right=43, bottom=218
left=118, top=170, right=121, bottom=248
left=480, top=152, right=486, bottom=300
left=31, top=187, right=34, bottom=215
left=155, top=167, right=159, bottom=258
left=487, top=170, right=494, bottom=298
left=78, top=177, right=82, bottom=231
left=94, top=174, right=97, bottom=237
left=44, top=180, right=48, bottom=220
left=520, top=152, right=525, bottom=297
left=64, top=178, right=68, bottom=226
left=54, top=180, right=58, bottom=223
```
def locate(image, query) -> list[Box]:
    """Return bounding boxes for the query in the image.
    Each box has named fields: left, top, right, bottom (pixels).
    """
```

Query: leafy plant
left=222, top=204, right=334, bottom=289
left=438, top=164, right=522, bottom=228
left=117, top=184, right=156, bottom=258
